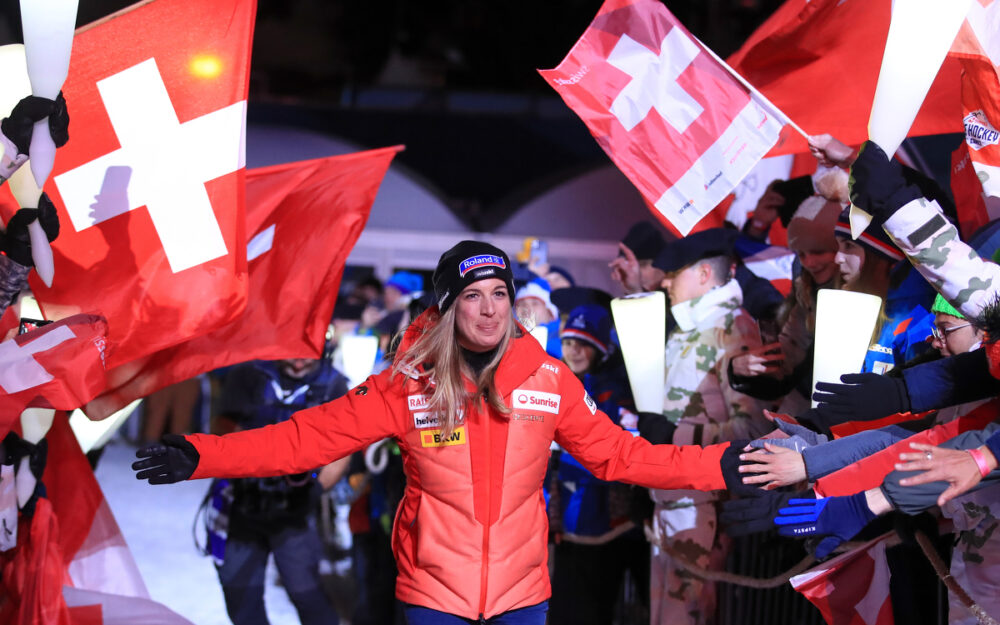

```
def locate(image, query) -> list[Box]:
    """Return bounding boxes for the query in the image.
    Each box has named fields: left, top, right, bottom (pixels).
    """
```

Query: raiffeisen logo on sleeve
left=965, top=110, right=1000, bottom=151
left=513, top=389, right=561, bottom=414
left=458, top=254, right=506, bottom=277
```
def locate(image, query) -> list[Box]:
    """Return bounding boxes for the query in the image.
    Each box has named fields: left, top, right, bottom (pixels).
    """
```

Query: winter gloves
left=720, top=488, right=815, bottom=537
left=812, top=373, right=911, bottom=427
left=848, top=141, right=923, bottom=224
left=0, top=194, right=60, bottom=267
left=774, top=492, right=878, bottom=559
left=133, top=434, right=200, bottom=484
left=0, top=93, right=70, bottom=181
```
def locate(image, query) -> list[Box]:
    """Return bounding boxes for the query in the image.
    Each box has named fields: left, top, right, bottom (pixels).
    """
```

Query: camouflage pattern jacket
left=663, top=279, right=769, bottom=448
left=882, top=197, right=1000, bottom=319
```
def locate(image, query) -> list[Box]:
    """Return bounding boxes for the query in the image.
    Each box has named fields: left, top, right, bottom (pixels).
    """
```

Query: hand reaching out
left=808, top=134, right=856, bottom=168
left=896, top=442, right=997, bottom=506
left=608, top=242, right=643, bottom=294
left=739, top=442, right=807, bottom=490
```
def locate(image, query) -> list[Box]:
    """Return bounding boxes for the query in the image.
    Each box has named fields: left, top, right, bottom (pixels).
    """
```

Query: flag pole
left=693, top=34, right=810, bottom=140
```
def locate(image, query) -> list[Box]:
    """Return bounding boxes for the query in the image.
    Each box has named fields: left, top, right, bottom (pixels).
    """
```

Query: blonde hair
left=392, top=305, right=516, bottom=438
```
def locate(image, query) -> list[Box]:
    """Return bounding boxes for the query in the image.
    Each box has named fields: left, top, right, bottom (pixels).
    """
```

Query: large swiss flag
left=0, top=314, right=109, bottom=437
left=82, top=147, right=401, bottom=419
left=539, top=0, right=784, bottom=236
left=13, top=0, right=256, bottom=367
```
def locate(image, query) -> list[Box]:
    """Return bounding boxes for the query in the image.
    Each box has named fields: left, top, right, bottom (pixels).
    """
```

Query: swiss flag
left=0, top=314, right=109, bottom=436
left=82, top=147, right=401, bottom=419
left=539, top=0, right=784, bottom=236
left=790, top=534, right=895, bottom=625
left=728, top=0, right=962, bottom=157
left=9, top=0, right=257, bottom=368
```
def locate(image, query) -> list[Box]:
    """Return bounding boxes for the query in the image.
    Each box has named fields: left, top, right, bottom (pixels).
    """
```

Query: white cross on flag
left=2, top=0, right=256, bottom=368
left=540, top=0, right=785, bottom=235
left=0, top=314, right=108, bottom=436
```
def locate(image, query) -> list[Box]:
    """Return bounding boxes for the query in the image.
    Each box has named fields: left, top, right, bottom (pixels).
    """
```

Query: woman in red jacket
left=134, top=240, right=731, bottom=625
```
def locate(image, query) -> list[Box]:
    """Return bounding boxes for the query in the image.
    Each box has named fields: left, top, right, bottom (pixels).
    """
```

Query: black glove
left=132, top=434, right=200, bottom=484
left=637, top=411, right=676, bottom=444
left=719, top=439, right=761, bottom=497
left=812, top=373, right=910, bottom=426
left=0, top=92, right=70, bottom=156
left=720, top=488, right=814, bottom=537
left=848, top=141, right=922, bottom=222
left=0, top=195, right=59, bottom=266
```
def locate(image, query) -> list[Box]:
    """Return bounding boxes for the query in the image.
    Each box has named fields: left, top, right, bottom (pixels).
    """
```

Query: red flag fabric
left=0, top=315, right=109, bottom=436
left=951, top=3, right=1000, bottom=207
left=83, top=147, right=401, bottom=419
left=950, top=143, right=990, bottom=239
left=1, top=414, right=191, bottom=624
left=9, top=0, right=257, bottom=367
left=790, top=534, right=895, bottom=625
left=727, top=0, right=962, bottom=157
left=539, top=0, right=784, bottom=236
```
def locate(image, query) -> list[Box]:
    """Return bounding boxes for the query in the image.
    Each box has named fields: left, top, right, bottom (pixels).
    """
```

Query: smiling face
left=561, top=337, right=598, bottom=376
left=834, top=238, right=866, bottom=286
left=796, top=248, right=839, bottom=284
left=454, top=278, right=512, bottom=352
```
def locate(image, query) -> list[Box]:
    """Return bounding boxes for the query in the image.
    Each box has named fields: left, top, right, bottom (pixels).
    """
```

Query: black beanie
left=433, top=241, right=516, bottom=313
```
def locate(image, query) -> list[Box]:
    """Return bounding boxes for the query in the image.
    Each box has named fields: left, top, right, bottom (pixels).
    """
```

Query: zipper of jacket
left=478, top=394, right=491, bottom=620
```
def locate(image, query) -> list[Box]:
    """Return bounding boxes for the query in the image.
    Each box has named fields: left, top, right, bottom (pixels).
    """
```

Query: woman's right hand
left=132, top=434, right=200, bottom=484
left=731, top=343, right=784, bottom=377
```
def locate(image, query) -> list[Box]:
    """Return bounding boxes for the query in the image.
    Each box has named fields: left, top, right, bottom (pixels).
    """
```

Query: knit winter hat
left=786, top=196, right=840, bottom=253
left=432, top=241, right=515, bottom=313
left=515, top=277, right=559, bottom=320
left=930, top=293, right=964, bottom=319
left=560, top=305, right=611, bottom=356
left=385, top=271, right=424, bottom=296
left=834, top=206, right=905, bottom=262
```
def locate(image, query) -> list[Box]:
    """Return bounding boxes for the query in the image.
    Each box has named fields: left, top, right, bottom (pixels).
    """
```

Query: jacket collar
left=670, top=279, right=743, bottom=332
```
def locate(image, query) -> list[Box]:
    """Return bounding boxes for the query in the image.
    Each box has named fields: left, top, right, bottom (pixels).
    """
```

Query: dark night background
left=0, top=0, right=789, bottom=230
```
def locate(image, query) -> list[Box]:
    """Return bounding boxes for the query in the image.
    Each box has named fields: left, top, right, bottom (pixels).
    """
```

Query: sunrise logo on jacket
left=458, top=255, right=506, bottom=277
left=513, top=389, right=561, bottom=414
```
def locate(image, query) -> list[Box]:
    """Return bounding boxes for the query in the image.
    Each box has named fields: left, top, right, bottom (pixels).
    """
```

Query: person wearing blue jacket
left=548, top=305, right=648, bottom=625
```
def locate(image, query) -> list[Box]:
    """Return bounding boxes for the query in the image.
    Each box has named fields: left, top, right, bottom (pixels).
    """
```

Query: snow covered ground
left=95, top=440, right=299, bottom=625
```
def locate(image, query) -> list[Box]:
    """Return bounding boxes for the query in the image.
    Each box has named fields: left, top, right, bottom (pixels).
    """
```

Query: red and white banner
left=0, top=414, right=191, bottom=625
left=0, top=315, right=108, bottom=436
left=539, top=0, right=784, bottom=236
left=728, top=0, right=962, bottom=157
left=3, top=0, right=258, bottom=368
left=790, top=534, right=895, bottom=625
left=951, top=1, right=1000, bottom=214
left=83, top=147, right=401, bottom=419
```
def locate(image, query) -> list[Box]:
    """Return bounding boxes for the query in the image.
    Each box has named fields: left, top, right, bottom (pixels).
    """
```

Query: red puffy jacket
left=185, top=312, right=728, bottom=619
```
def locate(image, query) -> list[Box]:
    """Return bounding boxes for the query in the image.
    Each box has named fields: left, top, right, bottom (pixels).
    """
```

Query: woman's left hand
left=738, top=442, right=807, bottom=490
left=896, top=442, right=995, bottom=506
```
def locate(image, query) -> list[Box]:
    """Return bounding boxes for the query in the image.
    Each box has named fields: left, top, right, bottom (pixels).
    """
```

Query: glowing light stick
left=69, top=400, right=142, bottom=454
left=0, top=45, right=55, bottom=286
left=611, top=292, right=666, bottom=413
left=20, top=0, right=78, bottom=188
left=340, top=334, right=379, bottom=389
left=528, top=324, right=548, bottom=350
left=811, top=289, right=882, bottom=407
left=8, top=165, right=54, bottom=286
left=17, top=407, right=54, bottom=508
left=849, top=0, right=973, bottom=238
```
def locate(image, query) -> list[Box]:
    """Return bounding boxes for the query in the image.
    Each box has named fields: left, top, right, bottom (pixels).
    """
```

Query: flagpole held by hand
left=849, top=0, right=972, bottom=238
